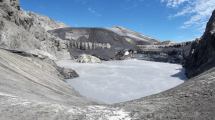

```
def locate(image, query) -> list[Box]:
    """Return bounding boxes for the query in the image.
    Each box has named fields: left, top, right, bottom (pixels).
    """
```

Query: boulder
left=76, top=54, right=101, bottom=63
left=58, top=67, right=79, bottom=79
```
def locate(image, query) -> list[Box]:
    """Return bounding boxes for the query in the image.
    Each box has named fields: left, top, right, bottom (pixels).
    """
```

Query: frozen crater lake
left=57, top=59, right=186, bottom=104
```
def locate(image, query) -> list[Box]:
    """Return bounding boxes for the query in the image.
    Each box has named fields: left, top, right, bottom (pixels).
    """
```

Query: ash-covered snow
left=57, top=59, right=186, bottom=104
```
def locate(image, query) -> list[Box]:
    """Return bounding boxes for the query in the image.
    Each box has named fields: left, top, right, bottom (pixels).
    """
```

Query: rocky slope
left=27, top=12, right=68, bottom=31
left=0, top=49, right=90, bottom=106
left=184, top=10, right=215, bottom=78
left=109, top=26, right=159, bottom=45
left=0, top=0, right=71, bottom=60
left=0, top=48, right=133, bottom=120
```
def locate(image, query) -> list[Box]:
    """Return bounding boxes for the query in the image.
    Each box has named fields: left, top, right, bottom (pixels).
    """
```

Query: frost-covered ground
left=57, top=59, right=186, bottom=104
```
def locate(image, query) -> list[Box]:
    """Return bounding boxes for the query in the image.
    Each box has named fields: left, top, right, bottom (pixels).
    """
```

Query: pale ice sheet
left=57, top=59, right=186, bottom=104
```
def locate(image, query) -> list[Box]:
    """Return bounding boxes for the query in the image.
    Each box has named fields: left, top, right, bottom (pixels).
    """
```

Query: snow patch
left=85, top=106, right=131, bottom=120
left=0, top=92, right=16, bottom=97
left=57, top=59, right=186, bottom=104
left=27, top=49, right=57, bottom=60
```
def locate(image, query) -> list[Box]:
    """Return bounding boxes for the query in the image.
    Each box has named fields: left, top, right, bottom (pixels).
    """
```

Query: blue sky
left=20, top=0, right=215, bottom=42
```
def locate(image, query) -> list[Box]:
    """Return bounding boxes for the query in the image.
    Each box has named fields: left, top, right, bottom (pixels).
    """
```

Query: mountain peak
left=109, top=26, right=159, bottom=44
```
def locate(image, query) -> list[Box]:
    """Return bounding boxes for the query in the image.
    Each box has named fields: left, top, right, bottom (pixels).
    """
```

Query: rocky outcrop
left=27, top=12, right=68, bottom=31
left=135, top=41, right=192, bottom=64
left=184, top=10, right=215, bottom=78
left=76, top=54, right=102, bottom=63
left=0, top=0, right=71, bottom=60
left=58, top=67, right=79, bottom=79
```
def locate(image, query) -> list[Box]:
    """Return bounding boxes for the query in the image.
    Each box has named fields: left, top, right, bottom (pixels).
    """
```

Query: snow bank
left=57, top=59, right=186, bottom=104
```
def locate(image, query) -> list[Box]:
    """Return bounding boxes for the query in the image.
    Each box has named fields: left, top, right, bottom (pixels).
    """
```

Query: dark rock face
left=58, top=67, right=79, bottom=79
left=185, top=10, right=215, bottom=78
left=49, top=27, right=137, bottom=60
left=136, top=42, right=192, bottom=64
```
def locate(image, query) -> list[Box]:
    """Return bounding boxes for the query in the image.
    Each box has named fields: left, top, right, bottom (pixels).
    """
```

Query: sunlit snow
left=57, top=59, right=186, bottom=104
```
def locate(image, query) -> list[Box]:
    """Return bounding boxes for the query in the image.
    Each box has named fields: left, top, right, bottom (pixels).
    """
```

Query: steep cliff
left=185, top=10, right=215, bottom=78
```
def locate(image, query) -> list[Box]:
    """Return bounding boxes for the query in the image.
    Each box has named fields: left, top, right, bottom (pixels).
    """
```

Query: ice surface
left=57, top=59, right=186, bottom=104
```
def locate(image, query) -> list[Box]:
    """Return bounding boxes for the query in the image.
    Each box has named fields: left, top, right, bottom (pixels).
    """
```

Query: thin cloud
left=162, top=0, right=215, bottom=30
left=88, top=7, right=102, bottom=17
left=161, top=0, right=188, bottom=7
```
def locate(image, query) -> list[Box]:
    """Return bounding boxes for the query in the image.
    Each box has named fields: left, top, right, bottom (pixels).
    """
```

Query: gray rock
left=1, top=0, right=20, bottom=10
left=184, top=10, right=215, bottom=78
left=0, top=1, right=71, bottom=60
left=58, top=67, right=79, bottom=79
left=27, top=12, right=68, bottom=31
left=76, top=54, right=102, bottom=63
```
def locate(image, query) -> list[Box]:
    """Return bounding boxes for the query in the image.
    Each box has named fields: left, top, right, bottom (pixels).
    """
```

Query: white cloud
left=161, top=0, right=188, bottom=7
left=162, top=0, right=215, bottom=30
left=88, top=7, right=102, bottom=17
